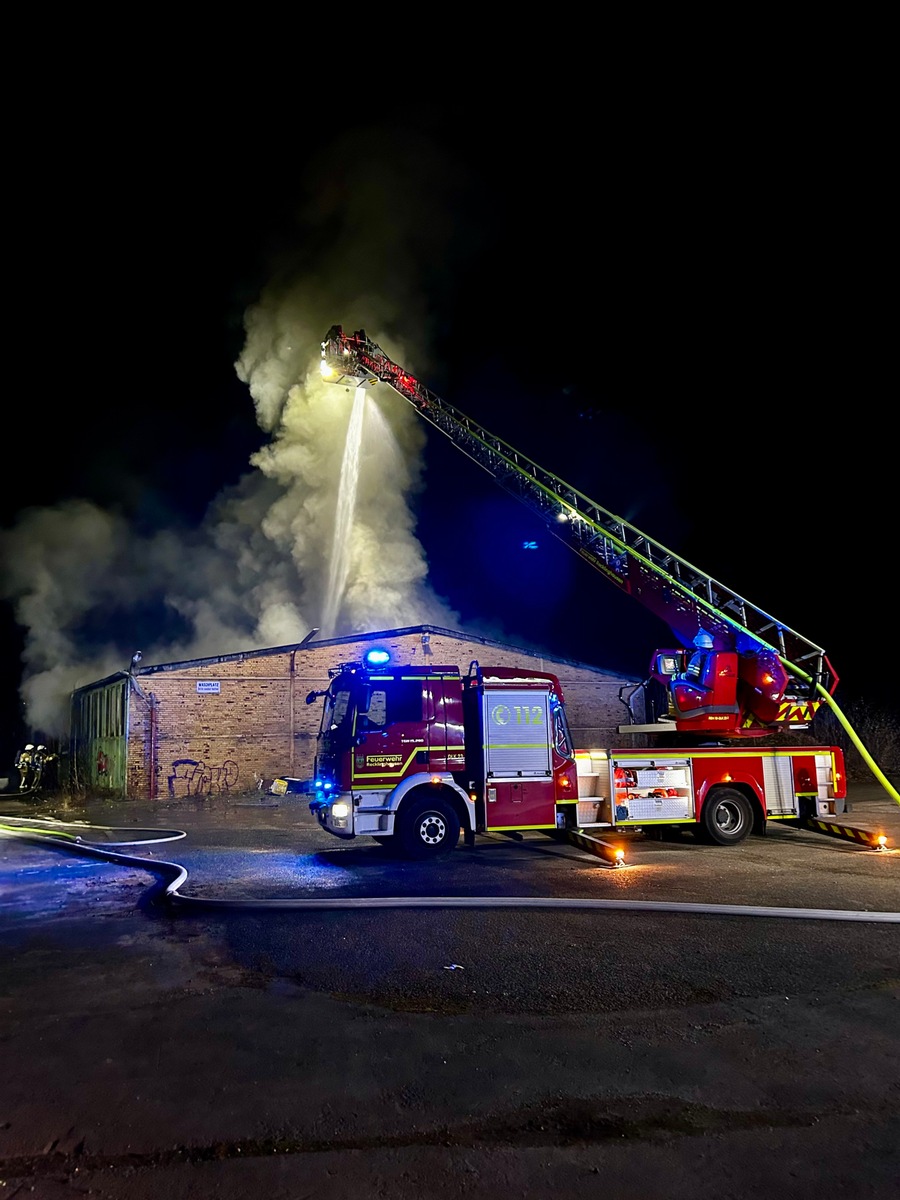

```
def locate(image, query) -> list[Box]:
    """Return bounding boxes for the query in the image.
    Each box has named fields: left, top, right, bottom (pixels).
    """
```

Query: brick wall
left=123, top=631, right=642, bottom=800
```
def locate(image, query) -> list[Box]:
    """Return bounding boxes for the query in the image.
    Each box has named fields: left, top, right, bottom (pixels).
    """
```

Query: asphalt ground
left=0, top=779, right=897, bottom=1198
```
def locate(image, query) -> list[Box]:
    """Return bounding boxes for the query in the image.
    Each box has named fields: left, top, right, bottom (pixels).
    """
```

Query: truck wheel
left=397, top=794, right=460, bottom=859
left=700, top=788, right=752, bottom=845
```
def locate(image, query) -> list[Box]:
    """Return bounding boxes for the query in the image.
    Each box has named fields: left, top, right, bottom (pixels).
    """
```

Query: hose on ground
left=1, top=815, right=897, bottom=923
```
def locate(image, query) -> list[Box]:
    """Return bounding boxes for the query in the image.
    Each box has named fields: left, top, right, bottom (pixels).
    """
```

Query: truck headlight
left=331, top=801, right=351, bottom=819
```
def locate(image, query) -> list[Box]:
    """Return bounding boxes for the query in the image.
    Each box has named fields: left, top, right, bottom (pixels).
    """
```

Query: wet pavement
left=0, top=779, right=897, bottom=1197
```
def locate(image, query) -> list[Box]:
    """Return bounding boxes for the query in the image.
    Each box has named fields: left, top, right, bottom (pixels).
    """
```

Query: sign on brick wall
left=196, top=681, right=221, bottom=694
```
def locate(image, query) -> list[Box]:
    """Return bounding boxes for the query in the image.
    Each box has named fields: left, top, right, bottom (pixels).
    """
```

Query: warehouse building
left=68, top=625, right=648, bottom=801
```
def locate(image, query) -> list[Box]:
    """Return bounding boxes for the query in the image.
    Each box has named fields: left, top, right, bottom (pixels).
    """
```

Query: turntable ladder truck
left=303, top=326, right=895, bottom=858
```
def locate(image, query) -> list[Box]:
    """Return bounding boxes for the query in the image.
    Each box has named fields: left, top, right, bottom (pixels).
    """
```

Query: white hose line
left=2, top=823, right=898, bottom=923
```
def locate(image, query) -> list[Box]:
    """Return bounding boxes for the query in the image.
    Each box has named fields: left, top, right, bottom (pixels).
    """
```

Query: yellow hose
left=812, top=684, right=900, bottom=804
left=779, top=657, right=899, bottom=805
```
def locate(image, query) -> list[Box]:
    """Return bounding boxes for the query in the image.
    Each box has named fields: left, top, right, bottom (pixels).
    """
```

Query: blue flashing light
left=365, top=648, right=391, bottom=667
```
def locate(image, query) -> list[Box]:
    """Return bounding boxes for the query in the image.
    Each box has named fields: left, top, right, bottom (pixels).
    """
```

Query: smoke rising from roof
left=0, top=124, right=467, bottom=739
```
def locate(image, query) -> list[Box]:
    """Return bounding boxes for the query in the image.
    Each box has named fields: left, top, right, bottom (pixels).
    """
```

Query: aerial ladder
left=319, top=326, right=898, bottom=804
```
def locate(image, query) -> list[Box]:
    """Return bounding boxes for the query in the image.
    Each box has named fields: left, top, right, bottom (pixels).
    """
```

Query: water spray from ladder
left=321, top=387, right=366, bottom=636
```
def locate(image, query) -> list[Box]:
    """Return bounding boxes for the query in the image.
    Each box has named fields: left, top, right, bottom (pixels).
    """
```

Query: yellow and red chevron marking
left=802, top=818, right=888, bottom=849
left=774, top=699, right=822, bottom=724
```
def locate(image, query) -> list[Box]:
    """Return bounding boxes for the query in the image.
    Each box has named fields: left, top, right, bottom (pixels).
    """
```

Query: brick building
left=68, top=625, right=646, bottom=801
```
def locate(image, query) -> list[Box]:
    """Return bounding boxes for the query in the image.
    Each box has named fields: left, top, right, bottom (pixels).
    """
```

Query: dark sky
left=1, top=97, right=893, bottom=765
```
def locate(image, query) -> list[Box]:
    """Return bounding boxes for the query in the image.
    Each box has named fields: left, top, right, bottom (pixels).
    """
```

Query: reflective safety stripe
left=774, top=700, right=822, bottom=723
left=802, top=818, right=887, bottom=849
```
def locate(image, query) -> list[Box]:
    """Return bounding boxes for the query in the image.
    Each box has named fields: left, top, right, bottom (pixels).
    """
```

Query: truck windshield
left=322, top=687, right=352, bottom=734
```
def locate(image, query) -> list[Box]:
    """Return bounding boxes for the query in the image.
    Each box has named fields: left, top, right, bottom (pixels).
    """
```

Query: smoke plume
left=0, top=123, right=467, bottom=739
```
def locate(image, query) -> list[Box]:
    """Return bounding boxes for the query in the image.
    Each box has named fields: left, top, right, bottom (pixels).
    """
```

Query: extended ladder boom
left=321, top=326, right=838, bottom=736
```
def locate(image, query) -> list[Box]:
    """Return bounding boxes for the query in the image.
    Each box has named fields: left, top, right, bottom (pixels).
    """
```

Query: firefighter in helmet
left=15, top=744, right=35, bottom=791
left=32, top=744, right=58, bottom=789
left=684, top=630, right=715, bottom=682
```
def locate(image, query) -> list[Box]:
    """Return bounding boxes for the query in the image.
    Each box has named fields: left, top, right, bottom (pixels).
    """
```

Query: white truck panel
left=482, top=688, right=551, bottom=777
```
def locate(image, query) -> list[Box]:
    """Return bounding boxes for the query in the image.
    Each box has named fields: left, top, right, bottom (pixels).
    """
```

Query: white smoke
left=0, top=124, right=467, bottom=739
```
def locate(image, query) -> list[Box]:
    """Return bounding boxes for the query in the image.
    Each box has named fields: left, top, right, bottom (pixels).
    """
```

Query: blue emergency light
left=364, top=648, right=391, bottom=667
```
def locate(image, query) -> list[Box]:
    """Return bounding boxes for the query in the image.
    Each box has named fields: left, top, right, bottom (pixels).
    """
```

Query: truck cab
left=307, top=660, right=579, bottom=857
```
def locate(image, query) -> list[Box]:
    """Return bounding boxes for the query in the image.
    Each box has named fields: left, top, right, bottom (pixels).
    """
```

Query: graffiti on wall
left=167, top=758, right=239, bottom=797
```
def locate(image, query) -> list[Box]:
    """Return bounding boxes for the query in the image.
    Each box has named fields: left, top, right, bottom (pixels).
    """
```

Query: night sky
left=1, top=97, right=893, bottom=768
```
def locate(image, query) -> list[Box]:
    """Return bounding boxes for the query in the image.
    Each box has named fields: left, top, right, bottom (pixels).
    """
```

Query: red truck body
left=304, top=661, right=846, bottom=858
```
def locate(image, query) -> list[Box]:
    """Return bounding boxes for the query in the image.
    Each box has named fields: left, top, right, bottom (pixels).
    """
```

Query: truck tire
left=699, top=787, right=752, bottom=845
left=397, top=793, right=460, bottom=859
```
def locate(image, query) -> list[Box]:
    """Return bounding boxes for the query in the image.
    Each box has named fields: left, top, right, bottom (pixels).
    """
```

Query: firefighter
left=15, top=744, right=35, bottom=791
left=34, top=745, right=58, bottom=790
left=683, top=631, right=714, bottom=683
left=32, top=745, right=48, bottom=789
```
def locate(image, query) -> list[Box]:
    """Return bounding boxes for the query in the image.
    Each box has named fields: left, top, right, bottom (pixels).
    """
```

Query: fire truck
left=305, top=656, right=847, bottom=859
left=298, top=325, right=893, bottom=857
